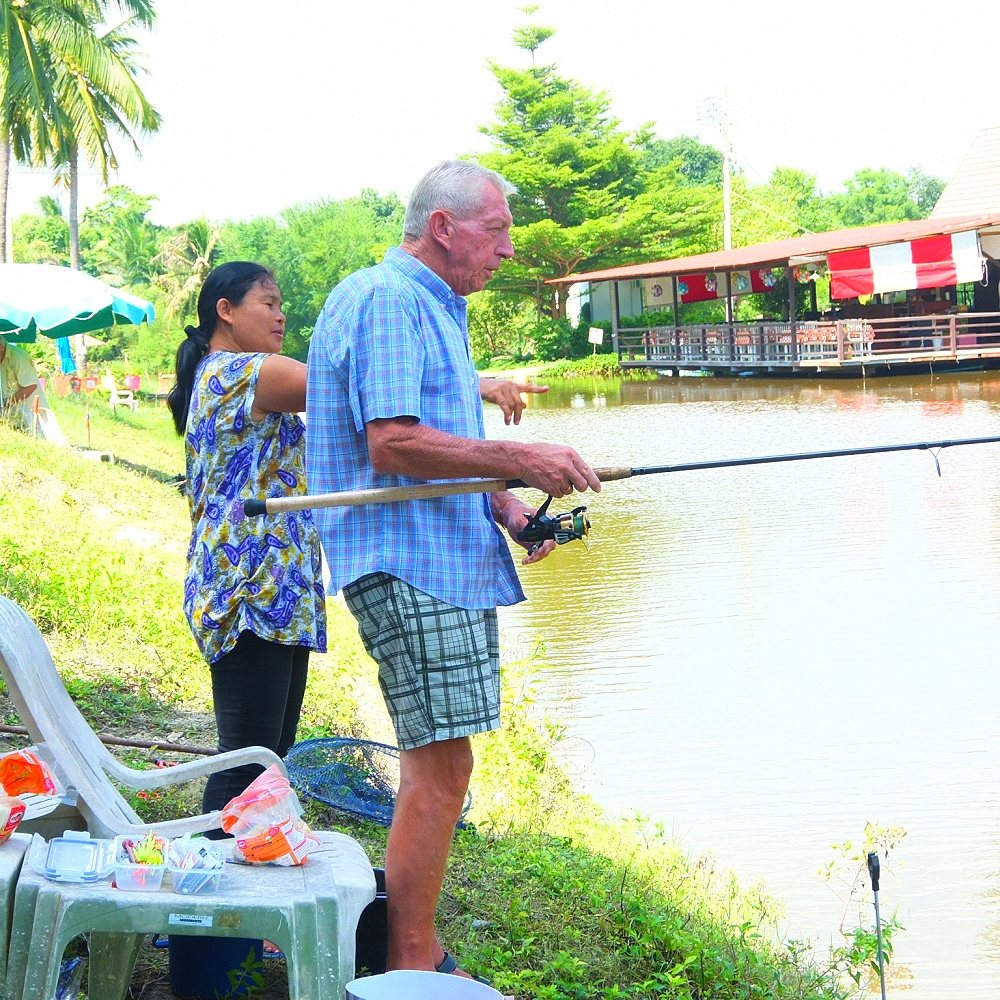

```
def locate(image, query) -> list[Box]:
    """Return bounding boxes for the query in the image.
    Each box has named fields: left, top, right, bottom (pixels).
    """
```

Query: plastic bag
left=0, top=749, right=57, bottom=797
left=0, top=794, right=25, bottom=845
left=220, top=765, right=318, bottom=866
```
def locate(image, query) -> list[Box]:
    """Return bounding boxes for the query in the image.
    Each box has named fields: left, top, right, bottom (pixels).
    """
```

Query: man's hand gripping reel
left=515, top=494, right=591, bottom=556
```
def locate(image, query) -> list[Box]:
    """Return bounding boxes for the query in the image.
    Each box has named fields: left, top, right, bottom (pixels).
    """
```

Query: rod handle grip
left=595, top=466, right=634, bottom=483
left=244, top=499, right=268, bottom=517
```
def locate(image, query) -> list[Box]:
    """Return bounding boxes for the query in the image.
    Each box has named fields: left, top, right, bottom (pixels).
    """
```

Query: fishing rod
left=243, top=434, right=1000, bottom=550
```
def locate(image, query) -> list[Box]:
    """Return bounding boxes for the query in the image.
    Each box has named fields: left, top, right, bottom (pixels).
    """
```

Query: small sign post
left=588, top=326, right=604, bottom=356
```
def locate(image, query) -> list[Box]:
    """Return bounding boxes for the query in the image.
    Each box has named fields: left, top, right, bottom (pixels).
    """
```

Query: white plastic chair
left=0, top=594, right=284, bottom=839
left=101, top=373, right=137, bottom=414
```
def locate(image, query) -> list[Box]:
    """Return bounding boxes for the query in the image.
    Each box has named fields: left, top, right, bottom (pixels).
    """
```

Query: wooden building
left=549, top=212, right=1000, bottom=376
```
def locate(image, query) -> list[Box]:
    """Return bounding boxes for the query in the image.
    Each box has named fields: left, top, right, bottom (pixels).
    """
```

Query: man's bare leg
left=385, top=736, right=474, bottom=974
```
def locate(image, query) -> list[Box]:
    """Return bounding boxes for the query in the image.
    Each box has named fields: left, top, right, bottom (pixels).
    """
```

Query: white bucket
left=346, top=970, right=502, bottom=999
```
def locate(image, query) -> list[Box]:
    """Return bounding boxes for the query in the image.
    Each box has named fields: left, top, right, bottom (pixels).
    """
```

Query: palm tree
left=50, top=1, right=160, bottom=269
left=155, top=220, right=222, bottom=323
left=0, top=1, right=159, bottom=264
left=0, top=0, right=77, bottom=261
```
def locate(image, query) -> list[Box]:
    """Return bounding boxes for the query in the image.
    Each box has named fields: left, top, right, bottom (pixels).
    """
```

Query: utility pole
left=719, top=91, right=733, bottom=251
left=703, top=93, right=735, bottom=321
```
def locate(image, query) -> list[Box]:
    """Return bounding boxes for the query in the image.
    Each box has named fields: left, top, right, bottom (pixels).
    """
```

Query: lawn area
left=0, top=414, right=879, bottom=1000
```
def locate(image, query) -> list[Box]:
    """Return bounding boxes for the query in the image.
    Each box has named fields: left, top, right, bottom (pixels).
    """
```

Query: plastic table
left=6, top=832, right=375, bottom=1000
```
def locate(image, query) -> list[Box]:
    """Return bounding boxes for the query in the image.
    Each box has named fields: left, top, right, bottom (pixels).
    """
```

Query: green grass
left=46, top=391, right=185, bottom=481
left=0, top=416, right=880, bottom=1000
left=536, top=354, right=658, bottom=379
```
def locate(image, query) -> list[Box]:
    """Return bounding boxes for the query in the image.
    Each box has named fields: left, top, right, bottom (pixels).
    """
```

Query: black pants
left=202, top=631, right=310, bottom=820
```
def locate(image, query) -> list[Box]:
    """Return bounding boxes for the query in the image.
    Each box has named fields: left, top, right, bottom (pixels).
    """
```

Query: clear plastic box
left=167, top=837, right=225, bottom=895
left=169, top=864, right=222, bottom=895
left=113, top=835, right=167, bottom=892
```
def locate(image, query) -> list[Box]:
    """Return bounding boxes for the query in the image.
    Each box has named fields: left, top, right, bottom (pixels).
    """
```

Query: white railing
left=617, top=313, right=1000, bottom=367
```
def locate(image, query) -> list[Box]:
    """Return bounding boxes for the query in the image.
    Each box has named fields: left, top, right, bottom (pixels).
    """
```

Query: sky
left=8, top=0, right=1000, bottom=227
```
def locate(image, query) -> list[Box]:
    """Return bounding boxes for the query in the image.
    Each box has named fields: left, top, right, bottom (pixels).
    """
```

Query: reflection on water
left=487, top=372, right=1000, bottom=1000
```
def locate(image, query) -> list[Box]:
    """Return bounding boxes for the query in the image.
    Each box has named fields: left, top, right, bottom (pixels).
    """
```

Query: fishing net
left=284, top=737, right=472, bottom=827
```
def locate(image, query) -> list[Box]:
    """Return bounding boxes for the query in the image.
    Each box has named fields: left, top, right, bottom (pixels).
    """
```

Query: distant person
left=306, top=159, right=601, bottom=983
left=167, top=262, right=326, bottom=827
left=0, top=336, right=40, bottom=430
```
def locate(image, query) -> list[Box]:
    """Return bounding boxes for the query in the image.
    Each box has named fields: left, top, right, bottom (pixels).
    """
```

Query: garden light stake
left=867, top=851, right=888, bottom=1000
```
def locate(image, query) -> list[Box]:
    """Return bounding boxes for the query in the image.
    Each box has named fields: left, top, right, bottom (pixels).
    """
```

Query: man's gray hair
left=403, top=160, right=516, bottom=239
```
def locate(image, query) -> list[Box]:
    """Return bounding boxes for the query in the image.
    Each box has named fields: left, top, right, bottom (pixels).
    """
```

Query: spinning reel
left=516, top=494, right=592, bottom=556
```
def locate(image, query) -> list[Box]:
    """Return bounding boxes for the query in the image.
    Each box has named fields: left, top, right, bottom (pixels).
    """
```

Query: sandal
left=263, top=941, right=285, bottom=961
left=435, top=950, right=492, bottom=985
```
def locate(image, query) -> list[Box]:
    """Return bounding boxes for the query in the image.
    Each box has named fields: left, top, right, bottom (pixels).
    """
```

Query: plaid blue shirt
left=306, top=247, right=525, bottom=610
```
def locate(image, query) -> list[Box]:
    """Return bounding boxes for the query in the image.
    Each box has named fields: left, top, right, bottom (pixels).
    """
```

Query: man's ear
left=427, top=209, right=453, bottom=248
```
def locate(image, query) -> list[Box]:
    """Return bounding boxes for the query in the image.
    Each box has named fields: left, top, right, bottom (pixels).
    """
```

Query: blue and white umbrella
left=0, top=263, right=154, bottom=343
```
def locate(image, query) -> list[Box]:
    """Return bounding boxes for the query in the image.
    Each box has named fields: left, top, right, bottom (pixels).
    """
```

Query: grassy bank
left=0, top=406, right=876, bottom=999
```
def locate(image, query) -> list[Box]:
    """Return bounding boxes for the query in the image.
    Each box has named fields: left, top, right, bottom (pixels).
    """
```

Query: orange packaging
left=0, top=794, right=26, bottom=846
left=221, top=765, right=317, bottom=865
left=0, top=750, right=57, bottom=797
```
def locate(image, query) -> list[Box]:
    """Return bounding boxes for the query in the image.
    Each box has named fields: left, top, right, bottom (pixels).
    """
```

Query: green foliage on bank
left=0, top=409, right=887, bottom=999
left=536, top=353, right=645, bottom=379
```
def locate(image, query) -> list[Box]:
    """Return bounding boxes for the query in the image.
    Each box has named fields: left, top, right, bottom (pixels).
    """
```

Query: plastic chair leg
left=284, top=901, right=342, bottom=1000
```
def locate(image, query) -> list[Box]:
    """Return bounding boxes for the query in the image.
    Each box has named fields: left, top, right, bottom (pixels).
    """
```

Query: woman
left=168, top=261, right=326, bottom=820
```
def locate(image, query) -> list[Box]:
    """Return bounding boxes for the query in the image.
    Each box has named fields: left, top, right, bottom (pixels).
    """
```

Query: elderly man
left=0, top=337, right=39, bottom=429
left=306, top=160, right=600, bottom=982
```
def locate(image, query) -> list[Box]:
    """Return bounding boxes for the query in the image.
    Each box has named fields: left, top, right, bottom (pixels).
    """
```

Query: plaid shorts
left=343, top=573, right=500, bottom=750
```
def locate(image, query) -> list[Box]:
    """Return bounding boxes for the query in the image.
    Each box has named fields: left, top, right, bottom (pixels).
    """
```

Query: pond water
left=486, top=371, right=1000, bottom=999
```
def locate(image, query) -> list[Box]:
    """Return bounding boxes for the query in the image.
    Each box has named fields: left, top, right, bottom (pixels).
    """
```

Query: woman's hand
left=479, top=377, right=549, bottom=425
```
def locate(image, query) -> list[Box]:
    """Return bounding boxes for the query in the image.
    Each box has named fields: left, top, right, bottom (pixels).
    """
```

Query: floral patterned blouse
left=183, top=352, right=326, bottom=664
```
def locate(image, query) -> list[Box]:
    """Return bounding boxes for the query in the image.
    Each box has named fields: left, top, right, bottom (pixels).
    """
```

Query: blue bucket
left=167, top=935, right=263, bottom=999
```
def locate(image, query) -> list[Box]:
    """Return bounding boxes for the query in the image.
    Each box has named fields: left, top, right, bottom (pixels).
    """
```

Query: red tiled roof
left=546, top=212, right=1000, bottom=284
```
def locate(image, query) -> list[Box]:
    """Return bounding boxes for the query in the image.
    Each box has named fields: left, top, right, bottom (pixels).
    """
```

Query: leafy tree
left=221, top=189, right=404, bottom=359
left=906, top=167, right=945, bottom=216
left=477, top=19, right=717, bottom=320
left=827, top=167, right=935, bottom=228
left=734, top=167, right=834, bottom=247
left=641, top=135, right=724, bottom=188
left=11, top=195, right=69, bottom=264
left=467, top=290, right=536, bottom=365
left=80, top=184, right=162, bottom=284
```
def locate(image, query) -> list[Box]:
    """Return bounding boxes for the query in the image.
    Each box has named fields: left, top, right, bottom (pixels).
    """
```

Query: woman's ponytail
left=167, top=325, right=211, bottom=435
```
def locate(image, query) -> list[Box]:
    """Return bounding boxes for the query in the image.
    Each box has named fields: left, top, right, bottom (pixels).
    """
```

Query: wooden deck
left=617, top=311, right=1000, bottom=375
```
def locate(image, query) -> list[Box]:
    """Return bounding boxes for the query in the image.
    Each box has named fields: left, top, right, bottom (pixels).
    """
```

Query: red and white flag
left=829, top=231, right=983, bottom=299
